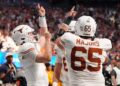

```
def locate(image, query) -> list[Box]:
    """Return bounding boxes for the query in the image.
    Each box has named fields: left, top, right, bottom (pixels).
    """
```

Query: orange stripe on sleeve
left=21, top=48, right=34, bottom=54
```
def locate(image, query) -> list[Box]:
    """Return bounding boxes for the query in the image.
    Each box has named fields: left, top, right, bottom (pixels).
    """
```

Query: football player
left=53, top=44, right=69, bottom=86
left=56, top=16, right=112, bottom=86
left=11, top=5, right=52, bottom=86
left=53, top=20, right=76, bottom=86
left=53, top=7, right=77, bottom=86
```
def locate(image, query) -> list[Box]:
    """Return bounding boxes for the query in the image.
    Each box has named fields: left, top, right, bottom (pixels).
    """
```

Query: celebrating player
left=56, top=15, right=112, bottom=86
left=11, top=4, right=52, bottom=86
left=53, top=20, right=76, bottom=86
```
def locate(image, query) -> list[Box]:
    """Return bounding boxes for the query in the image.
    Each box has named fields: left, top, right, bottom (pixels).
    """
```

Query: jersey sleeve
left=100, top=38, right=112, bottom=50
left=18, top=43, right=41, bottom=68
left=19, top=43, right=40, bottom=61
left=55, top=45, right=63, bottom=63
left=60, top=32, right=73, bottom=44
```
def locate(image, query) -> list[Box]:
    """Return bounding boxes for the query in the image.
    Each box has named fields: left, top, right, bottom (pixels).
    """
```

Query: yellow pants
left=58, top=81, right=62, bottom=86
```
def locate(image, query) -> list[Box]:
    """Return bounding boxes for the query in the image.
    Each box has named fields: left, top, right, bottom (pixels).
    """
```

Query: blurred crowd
left=0, top=3, right=120, bottom=56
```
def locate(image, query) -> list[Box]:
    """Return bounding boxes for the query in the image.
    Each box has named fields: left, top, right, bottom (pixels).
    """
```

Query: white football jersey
left=60, top=32, right=112, bottom=86
left=18, top=42, right=48, bottom=86
left=113, top=67, right=120, bottom=85
left=1, top=36, right=17, bottom=52
left=55, top=45, right=69, bottom=86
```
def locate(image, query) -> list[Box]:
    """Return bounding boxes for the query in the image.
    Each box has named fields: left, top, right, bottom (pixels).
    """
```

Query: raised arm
left=37, top=3, right=48, bottom=33
left=36, top=4, right=52, bottom=62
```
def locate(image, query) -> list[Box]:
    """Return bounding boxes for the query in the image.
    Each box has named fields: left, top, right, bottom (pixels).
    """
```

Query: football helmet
left=11, top=25, right=35, bottom=45
left=75, top=16, right=97, bottom=37
left=68, top=20, right=76, bottom=32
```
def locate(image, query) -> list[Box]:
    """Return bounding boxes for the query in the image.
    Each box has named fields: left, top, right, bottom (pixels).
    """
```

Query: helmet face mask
left=75, top=16, right=97, bottom=37
left=12, top=25, right=36, bottom=45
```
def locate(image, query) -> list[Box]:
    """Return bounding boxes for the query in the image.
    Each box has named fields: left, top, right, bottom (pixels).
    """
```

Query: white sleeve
left=60, top=32, right=72, bottom=44
left=69, top=20, right=76, bottom=31
left=7, top=37, right=17, bottom=52
left=20, top=43, right=40, bottom=60
left=1, top=37, right=17, bottom=52
left=19, top=43, right=40, bottom=68
left=55, top=45, right=63, bottom=63
left=22, top=48, right=38, bottom=59
left=101, top=38, right=112, bottom=50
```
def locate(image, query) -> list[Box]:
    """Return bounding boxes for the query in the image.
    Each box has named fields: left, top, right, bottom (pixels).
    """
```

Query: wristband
left=39, top=16, right=47, bottom=28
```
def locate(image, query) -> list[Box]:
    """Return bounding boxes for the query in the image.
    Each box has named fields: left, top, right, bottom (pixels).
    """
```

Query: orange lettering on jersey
left=81, top=40, right=84, bottom=45
left=76, top=38, right=99, bottom=46
left=21, top=48, right=34, bottom=54
left=71, top=47, right=102, bottom=72
left=76, top=39, right=81, bottom=44
left=89, top=42, right=93, bottom=45
left=83, top=41, right=89, bottom=45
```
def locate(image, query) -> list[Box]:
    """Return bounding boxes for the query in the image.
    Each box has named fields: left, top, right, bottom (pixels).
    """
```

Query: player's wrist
left=39, top=15, right=45, bottom=17
left=38, top=16, right=47, bottom=28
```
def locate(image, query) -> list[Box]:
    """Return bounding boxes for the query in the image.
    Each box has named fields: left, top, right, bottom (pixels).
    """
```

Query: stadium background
left=0, top=0, right=119, bottom=65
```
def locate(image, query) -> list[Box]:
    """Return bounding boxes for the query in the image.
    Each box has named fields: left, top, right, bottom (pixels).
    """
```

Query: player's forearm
left=54, top=63, right=62, bottom=80
left=55, top=38, right=65, bottom=52
left=37, top=4, right=47, bottom=28
left=35, top=39, right=51, bottom=63
left=111, top=76, right=117, bottom=86
left=44, top=39, right=52, bottom=61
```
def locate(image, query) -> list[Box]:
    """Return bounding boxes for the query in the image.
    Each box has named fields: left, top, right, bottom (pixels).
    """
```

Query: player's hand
left=37, top=3, right=45, bottom=16
left=65, top=6, right=77, bottom=18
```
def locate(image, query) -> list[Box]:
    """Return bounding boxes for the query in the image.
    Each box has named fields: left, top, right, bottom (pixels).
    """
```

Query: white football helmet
left=75, top=16, right=97, bottom=37
left=68, top=20, right=76, bottom=32
left=11, top=25, right=35, bottom=45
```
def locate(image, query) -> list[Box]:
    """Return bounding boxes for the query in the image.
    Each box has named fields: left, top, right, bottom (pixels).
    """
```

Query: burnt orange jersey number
left=71, top=47, right=102, bottom=72
left=63, top=57, right=68, bottom=72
